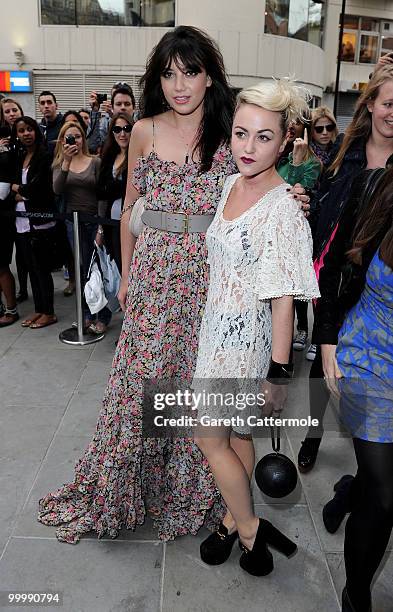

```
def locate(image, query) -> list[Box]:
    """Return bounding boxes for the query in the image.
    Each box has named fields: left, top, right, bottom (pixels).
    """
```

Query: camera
left=65, top=134, right=76, bottom=145
left=0, top=126, right=11, bottom=139
left=96, top=93, right=107, bottom=105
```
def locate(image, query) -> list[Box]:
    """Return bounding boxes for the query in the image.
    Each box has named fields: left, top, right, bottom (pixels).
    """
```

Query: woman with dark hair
left=313, top=166, right=393, bottom=612
left=10, top=116, right=57, bottom=328
left=0, top=98, right=26, bottom=326
left=298, top=64, right=393, bottom=473
left=61, top=110, right=87, bottom=134
left=277, top=109, right=321, bottom=191
left=98, top=111, right=133, bottom=273
left=38, top=26, right=308, bottom=544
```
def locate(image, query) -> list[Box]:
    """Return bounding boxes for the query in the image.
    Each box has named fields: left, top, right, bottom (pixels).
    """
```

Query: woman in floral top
left=38, top=26, right=307, bottom=543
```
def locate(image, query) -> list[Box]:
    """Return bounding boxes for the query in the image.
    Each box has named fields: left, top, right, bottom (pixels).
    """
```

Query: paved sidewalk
left=0, top=272, right=391, bottom=612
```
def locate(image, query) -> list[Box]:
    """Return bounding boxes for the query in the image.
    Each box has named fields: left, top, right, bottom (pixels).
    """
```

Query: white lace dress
left=193, top=174, right=320, bottom=435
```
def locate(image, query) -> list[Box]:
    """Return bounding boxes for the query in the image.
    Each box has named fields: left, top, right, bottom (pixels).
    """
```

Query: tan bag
left=128, top=196, right=145, bottom=237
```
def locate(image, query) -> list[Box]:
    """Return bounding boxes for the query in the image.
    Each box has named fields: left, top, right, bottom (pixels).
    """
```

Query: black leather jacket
left=312, top=166, right=388, bottom=345
left=310, top=136, right=367, bottom=261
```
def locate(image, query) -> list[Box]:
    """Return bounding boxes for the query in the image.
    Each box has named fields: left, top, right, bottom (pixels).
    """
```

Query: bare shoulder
left=131, top=118, right=152, bottom=142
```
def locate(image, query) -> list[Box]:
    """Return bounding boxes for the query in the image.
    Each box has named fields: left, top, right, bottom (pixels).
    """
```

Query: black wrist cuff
left=266, top=360, right=294, bottom=385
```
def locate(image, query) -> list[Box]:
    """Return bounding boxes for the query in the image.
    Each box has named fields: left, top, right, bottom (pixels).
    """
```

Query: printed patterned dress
left=38, top=146, right=236, bottom=543
left=336, top=251, right=393, bottom=442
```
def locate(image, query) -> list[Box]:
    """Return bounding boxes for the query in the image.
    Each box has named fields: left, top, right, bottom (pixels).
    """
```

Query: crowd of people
left=0, top=24, right=391, bottom=612
left=0, top=81, right=136, bottom=332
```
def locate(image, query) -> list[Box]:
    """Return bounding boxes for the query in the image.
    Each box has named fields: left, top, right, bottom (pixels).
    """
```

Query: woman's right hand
left=118, top=279, right=128, bottom=312
left=63, top=143, right=78, bottom=163
left=321, top=344, right=343, bottom=398
left=0, top=137, right=10, bottom=147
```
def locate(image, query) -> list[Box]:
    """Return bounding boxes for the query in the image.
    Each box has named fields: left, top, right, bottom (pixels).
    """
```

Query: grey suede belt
left=141, top=210, right=214, bottom=233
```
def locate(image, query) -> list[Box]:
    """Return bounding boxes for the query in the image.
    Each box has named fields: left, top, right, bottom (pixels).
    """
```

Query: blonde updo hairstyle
left=235, top=78, right=311, bottom=135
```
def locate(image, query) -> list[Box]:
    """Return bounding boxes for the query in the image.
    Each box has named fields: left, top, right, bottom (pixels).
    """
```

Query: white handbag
left=128, top=196, right=146, bottom=237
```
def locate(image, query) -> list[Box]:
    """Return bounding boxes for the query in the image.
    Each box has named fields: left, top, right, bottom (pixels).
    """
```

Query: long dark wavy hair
left=348, top=165, right=393, bottom=268
left=12, top=116, right=45, bottom=160
left=139, top=25, right=235, bottom=172
left=100, top=112, right=133, bottom=177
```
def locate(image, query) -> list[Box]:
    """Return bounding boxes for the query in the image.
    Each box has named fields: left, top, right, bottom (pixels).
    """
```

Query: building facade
left=0, top=1, right=392, bottom=121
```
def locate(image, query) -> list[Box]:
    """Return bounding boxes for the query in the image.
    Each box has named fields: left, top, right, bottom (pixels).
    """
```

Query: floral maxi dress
left=38, top=146, right=236, bottom=543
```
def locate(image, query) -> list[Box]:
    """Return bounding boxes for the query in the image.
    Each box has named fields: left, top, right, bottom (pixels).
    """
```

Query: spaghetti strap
left=152, top=117, right=155, bottom=151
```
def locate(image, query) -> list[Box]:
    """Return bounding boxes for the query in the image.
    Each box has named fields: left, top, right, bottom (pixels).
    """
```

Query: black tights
left=308, top=344, right=330, bottom=436
left=345, top=438, right=393, bottom=611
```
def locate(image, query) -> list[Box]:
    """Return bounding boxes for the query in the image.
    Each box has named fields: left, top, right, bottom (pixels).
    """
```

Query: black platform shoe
left=323, top=475, right=354, bottom=534
left=342, top=586, right=372, bottom=612
left=297, top=436, right=322, bottom=473
left=239, top=519, right=297, bottom=577
left=200, top=523, right=238, bottom=565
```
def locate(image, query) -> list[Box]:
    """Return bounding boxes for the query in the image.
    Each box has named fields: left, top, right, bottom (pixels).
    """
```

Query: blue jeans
left=65, top=219, right=111, bottom=325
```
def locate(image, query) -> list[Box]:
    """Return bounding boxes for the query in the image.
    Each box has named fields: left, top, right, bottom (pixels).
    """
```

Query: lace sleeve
left=132, top=156, right=147, bottom=195
left=253, top=194, right=320, bottom=302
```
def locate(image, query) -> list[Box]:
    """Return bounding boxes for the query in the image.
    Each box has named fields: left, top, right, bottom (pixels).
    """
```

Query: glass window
left=381, top=36, right=393, bottom=54
left=308, top=0, right=323, bottom=47
left=140, top=0, right=175, bottom=27
left=288, top=0, right=309, bottom=41
left=359, top=34, right=379, bottom=64
left=76, top=1, right=126, bottom=26
left=360, top=18, right=379, bottom=32
left=341, top=32, right=357, bottom=62
left=41, top=0, right=76, bottom=25
left=40, top=0, right=175, bottom=26
left=264, top=0, right=289, bottom=37
left=343, top=15, right=359, bottom=30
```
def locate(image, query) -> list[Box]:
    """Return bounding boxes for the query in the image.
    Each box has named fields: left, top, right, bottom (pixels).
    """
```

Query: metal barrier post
left=59, top=211, right=105, bottom=346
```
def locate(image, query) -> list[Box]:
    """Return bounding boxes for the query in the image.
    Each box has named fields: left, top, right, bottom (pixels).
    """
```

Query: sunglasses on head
left=314, top=124, right=336, bottom=134
left=112, top=124, right=132, bottom=134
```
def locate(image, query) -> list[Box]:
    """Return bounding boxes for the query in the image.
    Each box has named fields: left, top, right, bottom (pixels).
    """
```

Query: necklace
left=173, top=111, right=199, bottom=163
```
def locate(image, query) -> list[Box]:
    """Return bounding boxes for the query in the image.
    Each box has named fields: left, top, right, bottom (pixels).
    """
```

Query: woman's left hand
left=261, top=381, right=288, bottom=417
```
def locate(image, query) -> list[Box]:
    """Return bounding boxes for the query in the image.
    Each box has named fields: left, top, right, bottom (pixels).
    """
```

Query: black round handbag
left=254, top=425, right=298, bottom=499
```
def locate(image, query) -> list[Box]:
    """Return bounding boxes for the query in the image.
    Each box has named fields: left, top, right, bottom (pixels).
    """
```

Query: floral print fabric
left=37, top=146, right=236, bottom=543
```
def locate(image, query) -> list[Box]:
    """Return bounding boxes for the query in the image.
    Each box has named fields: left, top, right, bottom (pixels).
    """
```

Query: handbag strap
left=270, top=424, right=280, bottom=453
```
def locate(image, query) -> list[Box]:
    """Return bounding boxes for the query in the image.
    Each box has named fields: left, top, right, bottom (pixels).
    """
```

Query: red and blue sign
left=0, top=71, right=32, bottom=93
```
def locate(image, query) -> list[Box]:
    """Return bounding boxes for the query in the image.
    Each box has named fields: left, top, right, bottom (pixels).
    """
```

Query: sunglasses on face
left=112, top=124, right=132, bottom=134
left=314, top=124, right=336, bottom=134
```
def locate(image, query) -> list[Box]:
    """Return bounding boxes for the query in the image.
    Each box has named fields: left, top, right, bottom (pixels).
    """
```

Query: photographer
left=89, top=83, right=135, bottom=150
left=0, top=98, right=24, bottom=326
left=52, top=121, right=111, bottom=335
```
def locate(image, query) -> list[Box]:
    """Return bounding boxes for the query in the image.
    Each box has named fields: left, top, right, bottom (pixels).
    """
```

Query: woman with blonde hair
left=310, top=106, right=338, bottom=167
left=38, top=26, right=309, bottom=546
left=194, top=78, right=319, bottom=576
left=52, top=120, right=111, bottom=334
left=298, top=64, right=393, bottom=474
